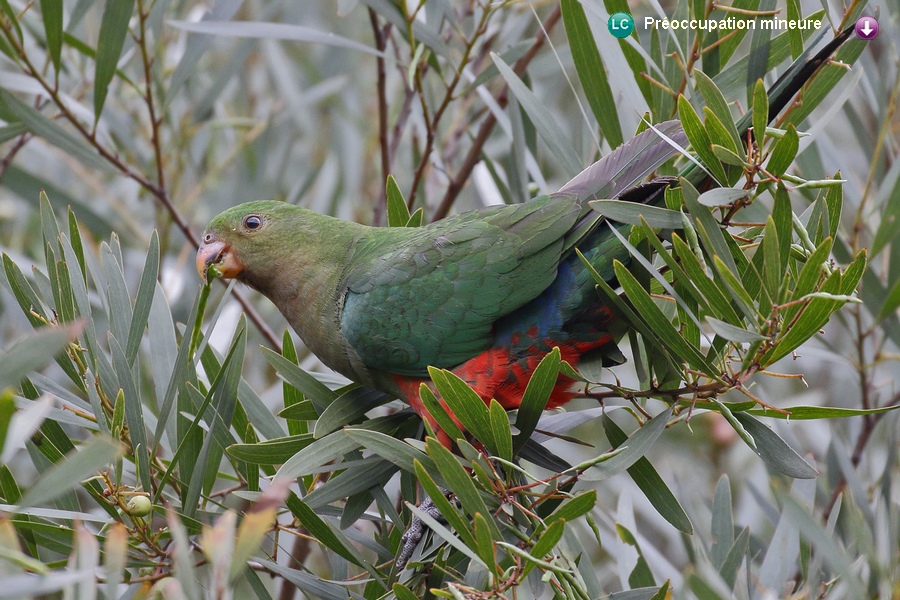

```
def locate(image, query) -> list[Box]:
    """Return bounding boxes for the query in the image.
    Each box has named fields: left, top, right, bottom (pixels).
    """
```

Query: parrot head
left=196, top=200, right=295, bottom=287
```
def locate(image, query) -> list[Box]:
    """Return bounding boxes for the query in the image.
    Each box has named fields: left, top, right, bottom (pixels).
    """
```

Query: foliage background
left=0, top=0, right=898, bottom=598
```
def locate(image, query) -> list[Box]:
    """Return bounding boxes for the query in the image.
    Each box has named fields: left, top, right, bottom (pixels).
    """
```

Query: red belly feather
left=394, top=333, right=612, bottom=446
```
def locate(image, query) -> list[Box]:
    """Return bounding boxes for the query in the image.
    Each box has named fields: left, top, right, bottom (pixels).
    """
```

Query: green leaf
left=710, top=474, right=733, bottom=568
left=747, top=403, right=900, bottom=420
left=782, top=236, right=832, bottom=323
left=20, top=436, right=123, bottom=508
left=705, top=317, right=766, bottom=343
left=696, top=188, right=748, bottom=208
left=670, top=234, right=742, bottom=325
left=277, top=400, right=319, bottom=421
left=313, top=387, right=391, bottom=438
left=276, top=431, right=361, bottom=480
left=101, top=242, right=133, bottom=346
left=840, top=249, right=866, bottom=296
left=614, top=261, right=716, bottom=375
left=109, top=335, right=151, bottom=493
left=603, top=414, right=693, bottom=533
left=303, top=458, right=397, bottom=509
left=428, top=367, right=493, bottom=450
left=126, top=231, right=159, bottom=364
left=0, top=392, right=15, bottom=462
left=262, top=347, right=336, bottom=412
left=393, top=583, right=420, bottom=600
left=411, top=458, right=477, bottom=551
left=158, top=322, right=244, bottom=508
left=733, top=413, right=817, bottom=478
left=785, top=0, right=803, bottom=59
left=487, top=400, right=512, bottom=462
left=280, top=333, right=308, bottom=436
left=766, top=123, right=799, bottom=177
left=590, top=200, right=685, bottom=229
left=418, top=383, right=465, bottom=444
left=824, top=172, right=842, bottom=240
left=635, top=220, right=710, bottom=317
left=425, top=437, right=500, bottom=540
left=711, top=144, right=748, bottom=167
left=560, top=0, right=622, bottom=147
left=617, top=523, right=655, bottom=587
left=406, top=500, right=488, bottom=569
left=472, top=513, right=498, bottom=573
left=513, top=347, right=560, bottom=453
left=39, top=0, right=63, bottom=74
left=546, top=490, right=596, bottom=526
left=492, top=53, right=581, bottom=175
left=703, top=111, right=744, bottom=179
left=752, top=79, right=768, bottom=147
left=694, top=71, right=741, bottom=151
left=344, top=429, right=436, bottom=475
left=677, top=95, right=727, bottom=185
left=582, top=406, right=674, bottom=481
left=385, top=175, right=411, bottom=227
left=226, top=434, right=314, bottom=465
left=772, top=184, right=792, bottom=271
left=94, top=0, right=136, bottom=120
left=762, top=215, right=782, bottom=299
left=650, top=581, right=672, bottom=600
left=406, top=208, right=424, bottom=227
left=712, top=255, right=759, bottom=322
left=681, top=178, right=738, bottom=276
left=521, top=518, right=564, bottom=577
left=150, top=285, right=201, bottom=460
left=608, top=222, right=708, bottom=353
left=766, top=270, right=843, bottom=364
left=584, top=251, right=674, bottom=367
left=720, top=527, right=750, bottom=589
left=283, top=493, right=364, bottom=567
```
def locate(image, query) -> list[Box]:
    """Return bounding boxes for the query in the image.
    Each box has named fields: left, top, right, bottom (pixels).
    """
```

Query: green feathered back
left=340, top=196, right=579, bottom=375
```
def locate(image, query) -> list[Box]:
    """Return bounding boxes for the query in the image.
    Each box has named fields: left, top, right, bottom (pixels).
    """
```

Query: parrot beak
left=196, top=239, right=242, bottom=283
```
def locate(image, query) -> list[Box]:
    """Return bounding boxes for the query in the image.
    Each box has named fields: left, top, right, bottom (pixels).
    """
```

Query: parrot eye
left=242, top=215, right=263, bottom=231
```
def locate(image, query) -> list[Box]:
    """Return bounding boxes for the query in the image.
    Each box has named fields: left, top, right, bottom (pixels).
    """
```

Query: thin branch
left=0, top=131, right=32, bottom=182
left=433, top=5, right=562, bottom=220
left=136, top=0, right=164, bottom=192
left=368, top=8, right=391, bottom=225
left=404, top=3, right=495, bottom=211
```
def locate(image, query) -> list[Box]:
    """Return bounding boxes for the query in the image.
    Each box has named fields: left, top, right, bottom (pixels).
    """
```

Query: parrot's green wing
left=340, top=196, right=580, bottom=375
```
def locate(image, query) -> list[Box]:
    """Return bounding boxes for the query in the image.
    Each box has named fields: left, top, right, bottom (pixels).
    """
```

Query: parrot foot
left=396, top=490, right=453, bottom=569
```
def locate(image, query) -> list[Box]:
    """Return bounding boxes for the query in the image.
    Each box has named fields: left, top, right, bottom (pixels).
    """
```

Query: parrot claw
left=396, top=490, right=454, bottom=569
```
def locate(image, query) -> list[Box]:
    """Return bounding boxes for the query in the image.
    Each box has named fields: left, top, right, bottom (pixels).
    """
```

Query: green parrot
left=196, top=120, right=685, bottom=445
left=195, top=24, right=854, bottom=568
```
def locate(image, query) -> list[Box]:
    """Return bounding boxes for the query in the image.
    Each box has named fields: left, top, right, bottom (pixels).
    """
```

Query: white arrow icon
left=861, top=19, right=874, bottom=37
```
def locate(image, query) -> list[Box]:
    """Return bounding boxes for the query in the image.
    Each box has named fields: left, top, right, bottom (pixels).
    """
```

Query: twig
left=136, top=0, right=165, bottom=192
left=404, top=2, right=496, bottom=212
left=433, top=5, right=562, bottom=220
left=368, top=8, right=391, bottom=225
left=0, top=130, right=32, bottom=181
